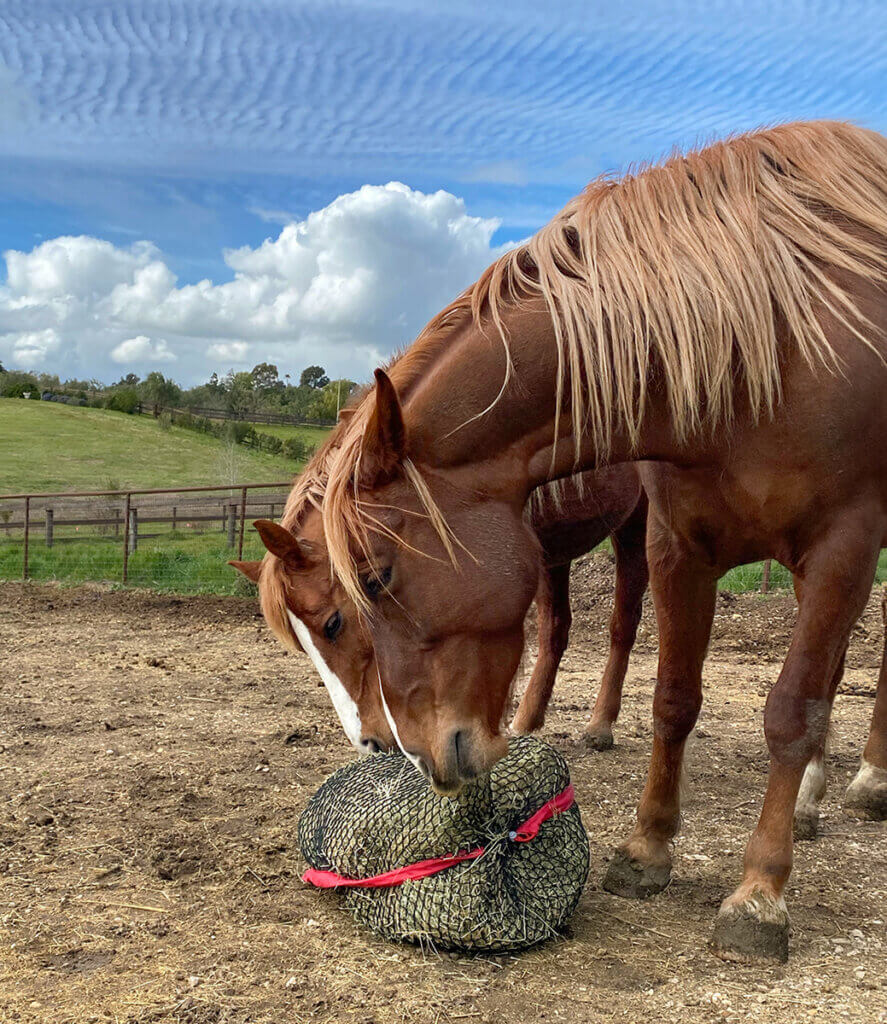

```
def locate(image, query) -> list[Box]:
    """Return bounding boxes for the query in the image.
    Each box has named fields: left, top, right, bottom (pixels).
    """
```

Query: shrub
left=222, top=420, right=250, bottom=445
left=104, top=387, right=140, bottom=414
left=283, top=438, right=311, bottom=462
left=0, top=371, right=40, bottom=398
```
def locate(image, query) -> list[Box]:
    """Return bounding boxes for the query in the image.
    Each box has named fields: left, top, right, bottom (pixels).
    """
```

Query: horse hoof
left=584, top=726, right=614, bottom=751
left=712, top=892, right=790, bottom=962
left=509, top=716, right=542, bottom=736
left=792, top=811, right=820, bottom=841
left=602, top=848, right=671, bottom=899
left=843, top=760, right=887, bottom=821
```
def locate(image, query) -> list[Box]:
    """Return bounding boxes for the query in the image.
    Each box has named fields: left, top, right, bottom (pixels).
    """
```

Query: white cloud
left=206, top=341, right=250, bottom=362
left=6, top=236, right=158, bottom=299
left=110, top=335, right=176, bottom=364
left=0, top=182, right=516, bottom=384
left=7, top=328, right=60, bottom=365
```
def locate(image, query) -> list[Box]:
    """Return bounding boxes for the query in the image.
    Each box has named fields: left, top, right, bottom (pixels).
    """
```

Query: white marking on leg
left=846, top=757, right=887, bottom=798
left=796, top=756, right=827, bottom=818
left=378, top=668, right=424, bottom=775
left=287, top=610, right=365, bottom=752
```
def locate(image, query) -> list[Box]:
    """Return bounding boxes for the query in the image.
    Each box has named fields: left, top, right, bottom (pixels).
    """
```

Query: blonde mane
left=258, top=395, right=372, bottom=645
left=291, top=121, right=887, bottom=612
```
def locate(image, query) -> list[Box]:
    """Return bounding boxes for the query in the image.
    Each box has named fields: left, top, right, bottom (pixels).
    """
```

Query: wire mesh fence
left=0, top=482, right=291, bottom=594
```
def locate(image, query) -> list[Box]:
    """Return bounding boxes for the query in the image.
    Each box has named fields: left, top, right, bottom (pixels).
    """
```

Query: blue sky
left=1, top=0, right=885, bottom=383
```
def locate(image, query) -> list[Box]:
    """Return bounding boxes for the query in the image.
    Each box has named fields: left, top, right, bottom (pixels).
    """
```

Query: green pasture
left=0, top=529, right=265, bottom=595
left=0, top=398, right=314, bottom=494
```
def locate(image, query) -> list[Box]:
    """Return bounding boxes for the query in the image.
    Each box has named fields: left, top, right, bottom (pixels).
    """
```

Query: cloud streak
left=1, top=1, right=884, bottom=186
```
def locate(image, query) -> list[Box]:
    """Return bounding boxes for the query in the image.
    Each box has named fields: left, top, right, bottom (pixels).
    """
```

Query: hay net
left=298, top=735, right=589, bottom=952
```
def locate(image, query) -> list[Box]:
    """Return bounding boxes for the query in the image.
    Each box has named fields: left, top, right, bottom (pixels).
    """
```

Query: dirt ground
left=1, top=555, right=885, bottom=1024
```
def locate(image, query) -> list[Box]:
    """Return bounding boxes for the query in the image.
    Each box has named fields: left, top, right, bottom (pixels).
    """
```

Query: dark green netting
left=299, top=735, right=589, bottom=952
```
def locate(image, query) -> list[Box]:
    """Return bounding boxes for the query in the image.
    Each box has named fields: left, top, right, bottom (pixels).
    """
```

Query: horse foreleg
left=844, top=588, right=887, bottom=820
left=602, top=520, right=716, bottom=900
left=511, top=562, right=572, bottom=734
left=586, top=502, right=649, bottom=750
left=713, top=516, right=881, bottom=962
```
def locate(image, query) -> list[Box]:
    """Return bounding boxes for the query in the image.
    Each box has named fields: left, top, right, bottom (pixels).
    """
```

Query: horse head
left=301, top=369, right=541, bottom=795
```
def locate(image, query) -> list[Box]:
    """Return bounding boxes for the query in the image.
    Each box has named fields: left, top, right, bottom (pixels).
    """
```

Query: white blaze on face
left=378, top=668, right=425, bottom=776
left=287, top=610, right=364, bottom=752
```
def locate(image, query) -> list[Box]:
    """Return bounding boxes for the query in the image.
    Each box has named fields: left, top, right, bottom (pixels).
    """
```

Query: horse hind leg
left=511, top=562, right=572, bottom=734
left=586, top=502, right=649, bottom=750
left=844, top=588, right=887, bottom=820
left=713, top=515, right=881, bottom=961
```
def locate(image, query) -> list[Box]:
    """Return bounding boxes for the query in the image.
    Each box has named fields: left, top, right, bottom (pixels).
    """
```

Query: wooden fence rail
left=0, top=481, right=291, bottom=582
left=142, top=404, right=334, bottom=427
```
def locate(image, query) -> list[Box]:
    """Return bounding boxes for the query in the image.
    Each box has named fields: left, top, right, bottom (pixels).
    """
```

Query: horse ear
left=360, top=368, right=407, bottom=486
left=337, top=406, right=356, bottom=423
left=228, top=559, right=262, bottom=583
left=252, top=520, right=308, bottom=569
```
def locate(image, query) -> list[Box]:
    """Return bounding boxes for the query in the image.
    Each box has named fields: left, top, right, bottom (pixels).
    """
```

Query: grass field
left=0, top=531, right=265, bottom=595
left=0, top=398, right=326, bottom=494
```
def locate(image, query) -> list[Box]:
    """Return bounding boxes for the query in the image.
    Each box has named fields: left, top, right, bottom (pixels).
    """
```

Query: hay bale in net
left=299, top=735, right=589, bottom=952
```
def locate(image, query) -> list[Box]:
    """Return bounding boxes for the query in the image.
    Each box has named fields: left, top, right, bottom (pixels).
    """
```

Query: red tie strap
left=302, top=783, right=575, bottom=890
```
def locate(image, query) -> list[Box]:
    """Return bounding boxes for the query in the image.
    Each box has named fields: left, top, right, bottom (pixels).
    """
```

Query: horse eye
left=361, top=566, right=392, bottom=599
left=323, top=611, right=343, bottom=641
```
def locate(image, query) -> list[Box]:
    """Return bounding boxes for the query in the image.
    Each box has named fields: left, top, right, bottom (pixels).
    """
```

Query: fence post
left=23, top=496, right=30, bottom=580
left=128, top=508, right=138, bottom=554
left=227, top=502, right=237, bottom=548
left=172, top=505, right=177, bottom=532
left=122, top=493, right=131, bottom=583
left=237, top=487, right=248, bottom=560
left=221, top=503, right=227, bottom=532
left=45, top=508, right=54, bottom=548
left=761, top=558, right=771, bottom=594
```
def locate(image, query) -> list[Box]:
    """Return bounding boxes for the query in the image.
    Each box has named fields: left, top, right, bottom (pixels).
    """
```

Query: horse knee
left=764, top=692, right=830, bottom=768
left=547, top=611, right=572, bottom=657
left=609, top=605, right=641, bottom=650
left=652, top=677, right=702, bottom=744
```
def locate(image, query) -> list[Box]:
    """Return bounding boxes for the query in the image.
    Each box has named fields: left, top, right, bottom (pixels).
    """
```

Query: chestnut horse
left=256, top=121, right=887, bottom=959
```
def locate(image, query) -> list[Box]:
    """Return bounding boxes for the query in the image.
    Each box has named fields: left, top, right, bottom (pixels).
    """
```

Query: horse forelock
left=309, top=120, right=887, bottom=612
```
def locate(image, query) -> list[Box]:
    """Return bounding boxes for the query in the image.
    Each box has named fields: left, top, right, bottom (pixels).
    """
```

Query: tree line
left=0, top=361, right=358, bottom=423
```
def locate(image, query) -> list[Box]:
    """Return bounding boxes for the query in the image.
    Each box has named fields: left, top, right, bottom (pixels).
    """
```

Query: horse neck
left=393, top=301, right=686, bottom=499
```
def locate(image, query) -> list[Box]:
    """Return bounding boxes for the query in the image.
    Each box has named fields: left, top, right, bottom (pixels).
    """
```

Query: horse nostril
left=362, top=737, right=381, bottom=754
left=453, top=730, right=477, bottom=779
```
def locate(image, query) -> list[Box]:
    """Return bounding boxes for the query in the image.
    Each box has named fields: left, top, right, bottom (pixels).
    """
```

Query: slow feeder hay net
left=299, top=735, right=589, bottom=952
